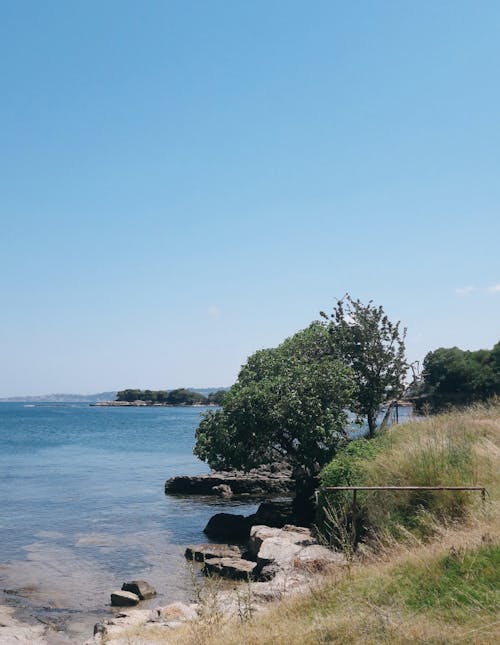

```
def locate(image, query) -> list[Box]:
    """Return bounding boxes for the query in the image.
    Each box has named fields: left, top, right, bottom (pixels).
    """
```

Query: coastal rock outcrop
left=165, top=463, right=293, bottom=497
left=90, top=524, right=347, bottom=644
left=198, top=523, right=345, bottom=584
left=203, top=500, right=294, bottom=541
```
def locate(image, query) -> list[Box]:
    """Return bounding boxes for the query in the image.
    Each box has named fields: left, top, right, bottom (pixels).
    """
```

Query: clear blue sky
left=1, top=1, right=499, bottom=396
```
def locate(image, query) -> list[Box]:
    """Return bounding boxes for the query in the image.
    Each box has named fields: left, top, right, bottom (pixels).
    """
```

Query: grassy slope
left=116, top=403, right=500, bottom=645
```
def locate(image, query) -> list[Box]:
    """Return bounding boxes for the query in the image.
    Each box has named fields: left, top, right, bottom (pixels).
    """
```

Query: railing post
left=351, top=488, right=357, bottom=551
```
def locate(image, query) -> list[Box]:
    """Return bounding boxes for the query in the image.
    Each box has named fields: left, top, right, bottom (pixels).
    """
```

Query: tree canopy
left=419, top=342, right=500, bottom=410
left=321, top=295, right=408, bottom=437
left=195, top=297, right=410, bottom=475
left=194, top=322, right=356, bottom=473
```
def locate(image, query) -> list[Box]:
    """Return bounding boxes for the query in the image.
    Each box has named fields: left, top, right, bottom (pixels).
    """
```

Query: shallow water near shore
left=0, top=403, right=259, bottom=642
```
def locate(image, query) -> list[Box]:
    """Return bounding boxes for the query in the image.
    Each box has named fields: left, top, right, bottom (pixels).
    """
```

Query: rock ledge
left=165, top=464, right=293, bottom=497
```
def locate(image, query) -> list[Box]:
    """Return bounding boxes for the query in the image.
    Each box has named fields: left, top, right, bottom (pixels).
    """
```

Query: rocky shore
left=0, top=605, right=47, bottom=645
left=86, top=524, right=345, bottom=644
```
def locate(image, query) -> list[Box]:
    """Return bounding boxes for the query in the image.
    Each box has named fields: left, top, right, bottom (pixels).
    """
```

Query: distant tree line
left=116, top=388, right=226, bottom=406
left=415, top=341, right=500, bottom=410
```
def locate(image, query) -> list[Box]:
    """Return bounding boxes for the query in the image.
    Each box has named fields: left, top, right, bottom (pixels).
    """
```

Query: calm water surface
left=0, top=403, right=258, bottom=641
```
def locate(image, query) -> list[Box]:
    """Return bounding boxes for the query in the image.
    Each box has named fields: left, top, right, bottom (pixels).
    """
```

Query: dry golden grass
left=107, top=404, right=500, bottom=645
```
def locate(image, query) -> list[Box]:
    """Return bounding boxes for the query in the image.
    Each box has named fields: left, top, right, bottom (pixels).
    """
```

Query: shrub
left=319, top=438, right=381, bottom=488
left=316, top=438, right=382, bottom=547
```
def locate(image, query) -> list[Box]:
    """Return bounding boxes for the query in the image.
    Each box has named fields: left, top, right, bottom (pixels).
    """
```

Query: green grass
left=387, top=544, right=500, bottom=621
left=304, top=543, right=500, bottom=624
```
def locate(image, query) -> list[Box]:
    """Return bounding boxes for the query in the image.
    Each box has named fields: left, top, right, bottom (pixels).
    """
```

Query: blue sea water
left=0, top=403, right=259, bottom=641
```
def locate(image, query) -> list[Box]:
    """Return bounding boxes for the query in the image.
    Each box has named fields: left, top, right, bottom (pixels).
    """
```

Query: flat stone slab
left=0, top=605, right=46, bottom=645
left=203, top=557, right=257, bottom=580
left=185, top=543, right=242, bottom=562
left=121, top=580, right=156, bottom=599
left=110, top=590, right=140, bottom=606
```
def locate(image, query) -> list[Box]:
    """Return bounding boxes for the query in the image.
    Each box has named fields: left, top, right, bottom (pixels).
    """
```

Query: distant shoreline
left=0, top=388, right=227, bottom=404
left=90, top=401, right=218, bottom=407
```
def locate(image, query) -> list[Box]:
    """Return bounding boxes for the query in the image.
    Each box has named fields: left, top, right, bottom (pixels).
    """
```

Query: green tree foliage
left=165, top=388, right=207, bottom=405
left=155, top=390, right=170, bottom=403
left=116, top=389, right=144, bottom=402
left=194, top=322, right=356, bottom=473
left=321, top=295, right=408, bottom=437
left=116, top=388, right=210, bottom=405
left=319, top=438, right=382, bottom=488
left=420, top=342, right=500, bottom=410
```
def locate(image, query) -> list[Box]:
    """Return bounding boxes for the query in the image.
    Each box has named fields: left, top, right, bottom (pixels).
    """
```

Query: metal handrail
left=317, top=485, right=488, bottom=548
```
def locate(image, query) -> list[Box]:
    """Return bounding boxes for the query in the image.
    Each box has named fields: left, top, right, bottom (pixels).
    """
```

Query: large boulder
left=203, top=557, right=257, bottom=580
left=249, top=524, right=342, bottom=580
left=247, top=526, right=283, bottom=558
left=185, top=544, right=242, bottom=562
left=203, top=513, right=251, bottom=540
left=249, top=524, right=315, bottom=559
left=121, top=580, right=156, bottom=600
left=257, top=536, right=303, bottom=568
left=250, top=500, right=294, bottom=527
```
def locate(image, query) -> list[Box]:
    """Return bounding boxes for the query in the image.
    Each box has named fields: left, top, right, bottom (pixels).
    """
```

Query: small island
left=92, top=387, right=226, bottom=407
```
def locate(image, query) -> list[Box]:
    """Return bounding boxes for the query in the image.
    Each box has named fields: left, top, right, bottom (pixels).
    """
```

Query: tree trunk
left=367, top=411, right=376, bottom=438
left=292, top=466, right=318, bottom=526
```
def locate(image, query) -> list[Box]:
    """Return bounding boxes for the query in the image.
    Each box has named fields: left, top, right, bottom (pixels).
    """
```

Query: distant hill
left=0, top=392, right=117, bottom=403
left=188, top=387, right=229, bottom=397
